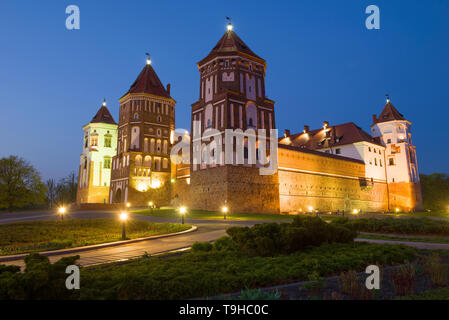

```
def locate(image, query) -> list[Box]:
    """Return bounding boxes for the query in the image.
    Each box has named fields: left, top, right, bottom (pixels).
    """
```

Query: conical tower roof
left=374, top=101, right=406, bottom=124
left=126, top=63, right=171, bottom=98
left=199, top=28, right=264, bottom=65
left=91, top=101, right=116, bottom=125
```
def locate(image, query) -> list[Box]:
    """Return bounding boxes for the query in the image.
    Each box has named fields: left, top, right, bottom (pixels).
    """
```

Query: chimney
left=166, top=83, right=171, bottom=96
left=323, top=121, right=329, bottom=129
left=284, top=129, right=291, bottom=138
left=372, top=114, right=377, bottom=124
left=303, top=125, right=310, bottom=134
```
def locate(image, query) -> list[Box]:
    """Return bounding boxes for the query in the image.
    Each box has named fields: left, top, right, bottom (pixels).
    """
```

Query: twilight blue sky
left=0, top=0, right=448, bottom=180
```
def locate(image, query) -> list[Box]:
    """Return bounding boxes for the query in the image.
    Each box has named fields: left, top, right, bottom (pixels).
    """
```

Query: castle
left=76, top=23, right=422, bottom=213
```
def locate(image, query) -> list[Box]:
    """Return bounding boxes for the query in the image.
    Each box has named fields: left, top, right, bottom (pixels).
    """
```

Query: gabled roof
left=199, top=30, right=264, bottom=65
left=125, top=63, right=171, bottom=98
left=374, top=101, right=406, bottom=124
left=280, top=122, right=382, bottom=150
left=91, top=105, right=116, bottom=125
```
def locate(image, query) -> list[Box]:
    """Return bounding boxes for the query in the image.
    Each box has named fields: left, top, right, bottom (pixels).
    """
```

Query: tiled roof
left=280, top=122, right=382, bottom=150
left=200, top=30, right=263, bottom=64
left=374, top=102, right=406, bottom=124
left=91, top=105, right=116, bottom=125
left=126, top=64, right=171, bottom=98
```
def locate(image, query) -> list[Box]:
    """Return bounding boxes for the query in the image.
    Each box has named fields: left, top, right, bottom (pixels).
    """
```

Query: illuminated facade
left=109, top=57, right=175, bottom=206
left=76, top=100, right=117, bottom=204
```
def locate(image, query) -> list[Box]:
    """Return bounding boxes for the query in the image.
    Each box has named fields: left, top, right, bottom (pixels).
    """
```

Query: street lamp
left=179, top=206, right=187, bottom=224
left=120, top=212, right=128, bottom=240
left=221, top=205, right=229, bottom=220
left=126, top=202, right=131, bottom=208
left=58, top=206, right=66, bottom=221
left=148, top=201, right=154, bottom=214
left=395, top=208, right=400, bottom=213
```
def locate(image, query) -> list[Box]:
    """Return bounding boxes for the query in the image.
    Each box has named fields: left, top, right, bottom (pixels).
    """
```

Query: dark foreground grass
left=133, top=208, right=294, bottom=221
left=398, top=287, right=449, bottom=300
left=0, top=219, right=190, bottom=256
left=76, top=242, right=416, bottom=300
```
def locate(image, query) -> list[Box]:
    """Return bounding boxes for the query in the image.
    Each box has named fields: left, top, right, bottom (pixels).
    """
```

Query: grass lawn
left=133, top=208, right=294, bottom=221
left=76, top=242, right=416, bottom=299
left=0, top=219, right=190, bottom=256
left=358, top=233, right=449, bottom=244
left=383, top=211, right=449, bottom=219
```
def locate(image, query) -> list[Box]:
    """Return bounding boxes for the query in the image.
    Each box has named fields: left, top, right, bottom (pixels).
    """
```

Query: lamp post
left=120, top=212, right=128, bottom=240
left=221, top=205, right=229, bottom=220
left=148, top=201, right=154, bottom=214
left=179, top=206, right=187, bottom=224
left=126, top=202, right=131, bottom=209
left=58, top=206, right=66, bottom=221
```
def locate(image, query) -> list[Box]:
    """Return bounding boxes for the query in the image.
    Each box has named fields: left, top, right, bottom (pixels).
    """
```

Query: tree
left=420, top=173, right=449, bottom=212
left=55, top=172, right=78, bottom=205
left=0, top=155, right=46, bottom=212
left=45, top=179, right=57, bottom=208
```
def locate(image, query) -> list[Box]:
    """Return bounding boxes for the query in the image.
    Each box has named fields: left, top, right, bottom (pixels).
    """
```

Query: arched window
left=157, top=139, right=161, bottom=153
left=150, top=139, right=155, bottom=153
left=246, top=103, right=257, bottom=128
left=144, top=138, right=148, bottom=152
left=163, top=140, right=168, bottom=154
left=135, top=155, right=142, bottom=167
left=157, top=116, right=162, bottom=122
left=134, top=113, right=139, bottom=120
left=144, top=156, right=151, bottom=168
left=205, top=104, right=213, bottom=128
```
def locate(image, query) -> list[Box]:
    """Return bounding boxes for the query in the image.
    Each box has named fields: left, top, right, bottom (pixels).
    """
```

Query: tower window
left=225, top=60, right=229, bottom=68
left=157, top=116, right=162, bottom=122
left=249, top=64, right=253, bottom=71
left=389, top=158, right=395, bottom=166
left=104, top=135, right=112, bottom=148
left=387, top=138, right=392, bottom=144
left=134, top=113, right=139, bottom=120
left=335, top=148, right=341, bottom=155
left=248, top=118, right=254, bottom=127
left=90, top=135, right=98, bottom=147
left=104, top=157, right=111, bottom=169
left=207, top=119, right=212, bottom=128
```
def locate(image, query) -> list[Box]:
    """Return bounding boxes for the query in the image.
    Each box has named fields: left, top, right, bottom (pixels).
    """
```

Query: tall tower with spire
left=371, top=95, right=422, bottom=211
left=110, top=56, right=175, bottom=206
left=188, top=22, right=280, bottom=214
left=76, top=99, right=118, bottom=204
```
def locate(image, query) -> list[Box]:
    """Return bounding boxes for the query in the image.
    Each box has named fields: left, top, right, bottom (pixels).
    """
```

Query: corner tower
left=76, top=100, right=118, bottom=204
left=371, top=95, right=423, bottom=211
left=189, top=23, right=280, bottom=214
left=110, top=56, right=175, bottom=206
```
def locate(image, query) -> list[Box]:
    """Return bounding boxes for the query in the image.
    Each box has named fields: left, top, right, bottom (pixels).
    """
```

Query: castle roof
left=91, top=105, right=116, bottom=125
left=125, top=63, right=171, bottom=99
left=199, top=29, right=264, bottom=65
left=278, top=144, right=365, bottom=165
left=373, top=101, right=406, bottom=124
left=280, top=122, right=382, bottom=150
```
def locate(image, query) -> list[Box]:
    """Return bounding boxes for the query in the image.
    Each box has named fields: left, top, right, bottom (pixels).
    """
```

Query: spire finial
left=386, top=93, right=390, bottom=103
left=102, top=98, right=106, bottom=106
left=226, top=17, right=233, bottom=31
left=146, top=52, right=151, bottom=65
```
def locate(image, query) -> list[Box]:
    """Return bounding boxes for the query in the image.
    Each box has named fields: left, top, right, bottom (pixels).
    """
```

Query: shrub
left=0, top=253, right=80, bottom=299
left=391, top=263, right=415, bottom=296
left=226, top=216, right=357, bottom=256
left=423, top=253, right=448, bottom=287
left=191, top=241, right=213, bottom=252
left=213, top=236, right=236, bottom=251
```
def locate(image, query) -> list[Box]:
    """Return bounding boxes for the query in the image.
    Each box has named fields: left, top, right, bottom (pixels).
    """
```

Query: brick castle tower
left=110, top=55, right=175, bottom=206
left=189, top=22, right=280, bottom=214
left=371, top=95, right=423, bottom=211
left=76, top=100, right=118, bottom=204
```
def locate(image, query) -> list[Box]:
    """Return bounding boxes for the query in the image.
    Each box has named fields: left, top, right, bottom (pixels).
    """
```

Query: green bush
left=226, top=216, right=357, bottom=256
left=0, top=253, right=80, bottom=299
left=191, top=241, right=213, bottom=252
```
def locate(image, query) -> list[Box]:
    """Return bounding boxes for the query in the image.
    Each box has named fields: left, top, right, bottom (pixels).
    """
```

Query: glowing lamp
left=308, top=206, right=313, bottom=212
left=58, top=207, right=66, bottom=214
left=180, top=206, right=187, bottom=215
left=352, top=209, right=359, bottom=214
left=395, top=208, right=400, bottom=213
left=120, top=212, right=128, bottom=221
left=227, top=23, right=233, bottom=31
left=221, top=206, right=229, bottom=213
left=148, top=201, right=153, bottom=207
left=126, top=202, right=131, bottom=208
left=151, top=180, right=161, bottom=189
